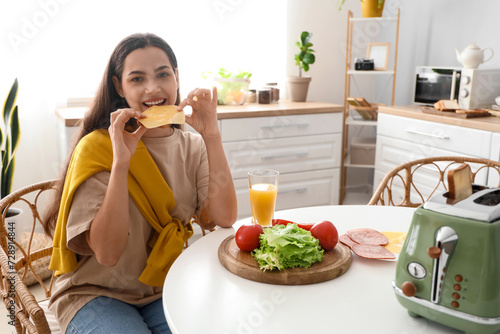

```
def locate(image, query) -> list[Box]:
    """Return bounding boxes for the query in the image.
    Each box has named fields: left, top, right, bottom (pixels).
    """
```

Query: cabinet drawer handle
left=279, top=187, right=307, bottom=194
left=261, top=152, right=309, bottom=160
left=405, top=129, right=450, bottom=140
left=261, top=123, right=309, bottom=130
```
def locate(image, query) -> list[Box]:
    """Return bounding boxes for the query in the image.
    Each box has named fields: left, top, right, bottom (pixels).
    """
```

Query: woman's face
left=113, top=46, right=178, bottom=112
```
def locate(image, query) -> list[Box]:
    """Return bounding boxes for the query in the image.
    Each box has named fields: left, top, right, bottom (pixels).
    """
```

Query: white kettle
left=455, top=43, right=494, bottom=69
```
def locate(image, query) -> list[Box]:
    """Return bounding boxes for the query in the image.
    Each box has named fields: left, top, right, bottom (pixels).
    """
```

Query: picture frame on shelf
left=366, top=42, right=390, bottom=70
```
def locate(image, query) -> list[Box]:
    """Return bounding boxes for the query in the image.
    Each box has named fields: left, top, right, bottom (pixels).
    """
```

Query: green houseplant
left=287, top=31, right=316, bottom=102
left=294, top=31, right=316, bottom=77
left=2, top=79, right=21, bottom=199
left=203, top=68, right=252, bottom=105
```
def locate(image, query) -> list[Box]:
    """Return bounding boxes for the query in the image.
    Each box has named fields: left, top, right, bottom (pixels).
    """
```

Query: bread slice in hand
left=447, top=163, right=473, bottom=202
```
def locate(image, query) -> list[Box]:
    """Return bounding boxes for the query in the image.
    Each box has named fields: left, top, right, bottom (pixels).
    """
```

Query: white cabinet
left=374, top=113, right=493, bottom=202
left=222, top=113, right=343, bottom=219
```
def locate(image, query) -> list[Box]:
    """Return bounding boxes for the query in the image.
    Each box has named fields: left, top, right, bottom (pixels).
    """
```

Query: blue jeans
left=67, top=296, right=172, bottom=334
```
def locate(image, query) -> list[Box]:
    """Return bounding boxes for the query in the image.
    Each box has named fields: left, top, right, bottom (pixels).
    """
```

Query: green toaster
left=394, top=186, right=500, bottom=334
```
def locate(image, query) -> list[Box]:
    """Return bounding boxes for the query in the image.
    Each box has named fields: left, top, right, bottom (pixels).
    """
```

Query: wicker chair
left=0, top=180, right=60, bottom=334
left=369, top=156, right=500, bottom=207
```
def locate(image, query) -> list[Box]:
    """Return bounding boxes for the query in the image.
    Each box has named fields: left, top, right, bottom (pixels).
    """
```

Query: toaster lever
left=430, top=226, right=458, bottom=304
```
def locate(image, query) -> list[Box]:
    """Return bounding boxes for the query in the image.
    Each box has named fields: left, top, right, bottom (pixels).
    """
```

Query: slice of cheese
left=381, top=231, right=407, bottom=254
left=138, top=105, right=185, bottom=129
left=447, top=163, right=473, bottom=202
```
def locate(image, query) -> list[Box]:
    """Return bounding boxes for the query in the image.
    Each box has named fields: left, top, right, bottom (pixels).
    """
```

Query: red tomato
left=272, top=219, right=314, bottom=231
left=310, top=221, right=339, bottom=250
left=272, top=219, right=296, bottom=227
left=297, top=223, right=315, bottom=231
left=235, top=224, right=264, bottom=252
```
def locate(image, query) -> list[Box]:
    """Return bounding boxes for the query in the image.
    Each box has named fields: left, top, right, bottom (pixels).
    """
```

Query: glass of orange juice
left=248, top=169, right=279, bottom=227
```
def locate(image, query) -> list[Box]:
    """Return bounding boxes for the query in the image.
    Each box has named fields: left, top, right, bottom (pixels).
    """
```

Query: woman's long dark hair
left=43, top=33, right=180, bottom=236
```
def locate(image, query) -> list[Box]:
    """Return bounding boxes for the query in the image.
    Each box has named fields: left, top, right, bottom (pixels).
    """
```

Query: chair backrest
left=0, top=180, right=58, bottom=334
left=369, top=156, right=500, bottom=207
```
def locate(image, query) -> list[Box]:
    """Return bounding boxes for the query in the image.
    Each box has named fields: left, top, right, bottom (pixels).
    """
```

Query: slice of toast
left=434, top=99, right=459, bottom=111
left=447, top=163, right=473, bottom=202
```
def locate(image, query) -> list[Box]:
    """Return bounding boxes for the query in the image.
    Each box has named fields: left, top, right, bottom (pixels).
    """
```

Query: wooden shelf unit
left=339, top=9, right=401, bottom=204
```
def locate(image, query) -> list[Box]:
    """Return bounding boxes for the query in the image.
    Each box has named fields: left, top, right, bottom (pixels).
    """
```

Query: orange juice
left=249, top=183, right=278, bottom=226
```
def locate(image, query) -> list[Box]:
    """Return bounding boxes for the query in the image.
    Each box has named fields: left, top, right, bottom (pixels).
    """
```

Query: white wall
left=0, top=0, right=286, bottom=192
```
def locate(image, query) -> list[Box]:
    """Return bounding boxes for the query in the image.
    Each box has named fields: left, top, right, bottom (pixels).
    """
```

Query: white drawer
left=374, top=135, right=489, bottom=192
left=377, top=114, right=492, bottom=158
left=221, top=113, right=342, bottom=142
left=234, top=168, right=340, bottom=220
left=224, top=133, right=342, bottom=179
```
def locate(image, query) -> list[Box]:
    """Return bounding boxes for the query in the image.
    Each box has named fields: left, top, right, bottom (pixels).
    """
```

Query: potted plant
left=2, top=79, right=22, bottom=229
left=338, top=0, right=385, bottom=17
left=287, top=31, right=316, bottom=102
left=203, top=68, right=252, bottom=105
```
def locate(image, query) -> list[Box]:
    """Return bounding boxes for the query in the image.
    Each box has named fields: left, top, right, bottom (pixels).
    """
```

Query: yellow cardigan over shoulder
left=49, top=129, right=193, bottom=287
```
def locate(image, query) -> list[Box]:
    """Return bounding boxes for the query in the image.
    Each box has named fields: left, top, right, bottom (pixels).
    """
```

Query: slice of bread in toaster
left=447, top=163, right=473, bottom=202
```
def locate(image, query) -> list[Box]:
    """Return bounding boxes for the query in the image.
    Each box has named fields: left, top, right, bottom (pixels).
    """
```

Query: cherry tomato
left=235, top=224, right=264, bottom=252
left=310, top=221, right=339, bottom=250
left=272, top=219, right=295, bottom=227
left=297, top=223, right=315, bottom=231
left=272, top=219, right=314, bottom=231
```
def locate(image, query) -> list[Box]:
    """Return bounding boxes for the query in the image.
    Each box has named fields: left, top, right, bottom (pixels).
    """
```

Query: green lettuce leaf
left=252, top=223, right=324, bottom=271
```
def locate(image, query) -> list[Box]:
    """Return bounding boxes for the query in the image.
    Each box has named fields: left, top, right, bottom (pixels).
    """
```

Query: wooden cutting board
left=218, top=235, right=352, bottom=285
left=421, top=106, right=490, bottom=118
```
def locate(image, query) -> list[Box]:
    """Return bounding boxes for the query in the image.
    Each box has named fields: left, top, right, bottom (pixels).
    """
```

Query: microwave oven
left=414, top=66, right=500, bottom=109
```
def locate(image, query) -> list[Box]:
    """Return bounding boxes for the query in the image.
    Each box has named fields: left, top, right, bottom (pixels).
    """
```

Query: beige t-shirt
left=49, top=128, right=209, bottom=333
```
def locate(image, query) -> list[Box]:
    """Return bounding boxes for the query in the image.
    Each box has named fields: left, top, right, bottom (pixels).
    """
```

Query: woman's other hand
left=178, top=87, right=219, bottom=137
left=108, top=108, right=148, bottom=163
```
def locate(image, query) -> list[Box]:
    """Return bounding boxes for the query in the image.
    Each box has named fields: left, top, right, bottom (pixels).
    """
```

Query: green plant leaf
left=1, top=79, right=19, bottom=198
left=2, top=157, right=14, bottom=198
left=303, top=63, right=310, bottom=72
left=301, top=31, right=312, bottom=45
left=9, top=106, right=20, bottom=156
left=3, top=79, right=18, bottom=125
left=1, top=141, right=10, bottom=198
left=0, top=150, right=5, bottom=198
left=303, top=53, right=316, bottom=65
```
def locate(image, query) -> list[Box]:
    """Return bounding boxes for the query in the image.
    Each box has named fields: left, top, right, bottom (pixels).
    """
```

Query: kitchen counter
left=55, top=101, right=343, bottom=126
left=379, top=105, right=500, bottom=133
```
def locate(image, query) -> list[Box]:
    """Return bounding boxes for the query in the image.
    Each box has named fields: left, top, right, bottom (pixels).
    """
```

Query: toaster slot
left=430, top=226, right=458, bottom=304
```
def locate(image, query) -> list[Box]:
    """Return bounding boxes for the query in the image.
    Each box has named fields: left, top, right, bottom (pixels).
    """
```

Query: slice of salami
left=351, top=243, right=395, bottom=260
left=346, top=228, right=389, bottom=246
left=339, top=234, right=357, bottom=249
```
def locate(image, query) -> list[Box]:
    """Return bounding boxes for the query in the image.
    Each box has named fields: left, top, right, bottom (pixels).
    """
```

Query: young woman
left=44, top=33, right=237, bottom=334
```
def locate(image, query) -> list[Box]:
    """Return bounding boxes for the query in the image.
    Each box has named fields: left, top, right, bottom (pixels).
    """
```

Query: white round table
left=163, top=205, right=460, bottom=334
